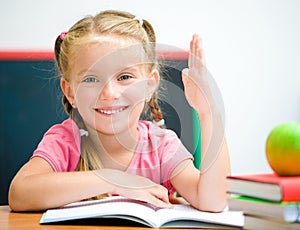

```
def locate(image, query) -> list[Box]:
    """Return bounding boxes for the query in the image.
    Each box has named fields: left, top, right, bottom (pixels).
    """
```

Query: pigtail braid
left=54, top=35, right=63, bottom=73
left=61, top=95, right=73, bottom=116
left=147, top=92, right=165, bottom=128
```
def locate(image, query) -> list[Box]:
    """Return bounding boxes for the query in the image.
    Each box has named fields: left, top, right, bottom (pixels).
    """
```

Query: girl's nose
left=99, top=81, right=120, bottom=100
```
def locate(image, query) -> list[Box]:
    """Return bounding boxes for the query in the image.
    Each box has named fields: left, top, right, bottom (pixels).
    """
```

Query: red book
left=227, top=173, right=300, bottom=202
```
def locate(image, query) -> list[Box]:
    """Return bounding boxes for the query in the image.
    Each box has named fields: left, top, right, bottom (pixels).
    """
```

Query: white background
left=1, top=0, right=299, bottom=174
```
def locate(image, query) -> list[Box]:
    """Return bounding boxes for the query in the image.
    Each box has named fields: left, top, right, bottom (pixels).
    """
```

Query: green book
left=228, top=196, right=300, bottom=222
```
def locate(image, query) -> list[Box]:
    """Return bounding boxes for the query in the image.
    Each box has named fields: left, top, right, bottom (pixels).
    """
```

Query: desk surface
left=1, top=205, right=224, bottom=230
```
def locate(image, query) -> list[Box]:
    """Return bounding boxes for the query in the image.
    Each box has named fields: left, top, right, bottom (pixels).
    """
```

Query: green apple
left=266, top=122, right=300, bottom=176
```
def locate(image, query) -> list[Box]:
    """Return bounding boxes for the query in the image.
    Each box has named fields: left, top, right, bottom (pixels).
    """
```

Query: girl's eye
left=118, top=74, right=133, bottom=81
left=82, top=77, right=99, bottom=83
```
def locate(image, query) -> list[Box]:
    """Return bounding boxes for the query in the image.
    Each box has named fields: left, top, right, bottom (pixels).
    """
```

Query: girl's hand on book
left=182, top=34, right=212, bottom=116
left=115, top=174, right=173, bottom=209
left=95, top=169, right=173, bottom=208
left=119, top=182, right=173, bottom=209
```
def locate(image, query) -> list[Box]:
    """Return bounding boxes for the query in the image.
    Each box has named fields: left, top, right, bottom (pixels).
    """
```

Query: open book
left=40, top=196, right=244, bottom=228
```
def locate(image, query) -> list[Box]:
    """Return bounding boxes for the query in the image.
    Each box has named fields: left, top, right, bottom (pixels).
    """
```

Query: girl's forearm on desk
left=9, top=169, right=114, bottom=211
left=9, top=159, right=171, bottom=212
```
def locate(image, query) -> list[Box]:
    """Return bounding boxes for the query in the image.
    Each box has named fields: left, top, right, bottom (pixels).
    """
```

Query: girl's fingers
left=189, top=34, right=205, bottom=70
left=144, top=185, right=172, bottom=208
left=190, top=34, right=197, bottom=68
left=196, top=35, right=206, bottom=66
left=151, top=197, right=173, bottom=208
left=150, top=192, right=173, bottom=208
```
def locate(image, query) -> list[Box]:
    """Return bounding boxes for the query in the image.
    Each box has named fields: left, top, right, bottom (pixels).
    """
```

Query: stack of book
left=226, top=173, right=300, bottom=229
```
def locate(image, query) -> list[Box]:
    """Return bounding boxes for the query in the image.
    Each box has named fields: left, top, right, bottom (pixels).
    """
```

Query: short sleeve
left=31, top=118, right=81, bottom=172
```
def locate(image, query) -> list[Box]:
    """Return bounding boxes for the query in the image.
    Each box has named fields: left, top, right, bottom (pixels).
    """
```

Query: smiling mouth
left=94, top=106, right=129, bottom=115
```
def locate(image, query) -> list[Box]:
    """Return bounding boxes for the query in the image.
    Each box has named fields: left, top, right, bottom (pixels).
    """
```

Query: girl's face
left=62, top=36, right=158, bottom=137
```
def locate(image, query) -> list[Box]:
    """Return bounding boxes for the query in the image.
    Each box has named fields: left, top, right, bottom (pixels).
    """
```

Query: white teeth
left=98, top=107, right=125, bottom=115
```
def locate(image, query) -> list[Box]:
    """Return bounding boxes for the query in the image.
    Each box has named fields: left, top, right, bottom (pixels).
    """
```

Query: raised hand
left=182, top=34, right=212, bottom=116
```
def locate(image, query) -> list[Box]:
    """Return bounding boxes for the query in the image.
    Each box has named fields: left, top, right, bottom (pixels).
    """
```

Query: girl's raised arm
left=171, top=34, right=231, bottom=212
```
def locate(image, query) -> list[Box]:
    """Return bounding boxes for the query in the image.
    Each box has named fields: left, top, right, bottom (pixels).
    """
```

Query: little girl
left=9, top=10, right=230, bottom=212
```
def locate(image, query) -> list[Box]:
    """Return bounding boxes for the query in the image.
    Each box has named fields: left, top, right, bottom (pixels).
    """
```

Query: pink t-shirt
left=32, top=118, right=193, bottom=196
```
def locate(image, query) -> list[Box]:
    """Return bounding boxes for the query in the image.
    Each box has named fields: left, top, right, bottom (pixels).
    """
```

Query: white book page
left=41, top=196, right=159, bottom=226
left=156, top=204, right=244, bottom=227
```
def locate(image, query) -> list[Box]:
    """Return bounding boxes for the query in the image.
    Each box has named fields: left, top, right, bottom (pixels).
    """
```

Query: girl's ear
left=151, top=69, right=160, bottom=84
left=60, top=78, right=76, bottom=107
left=146, top=69, right=160, bottom=100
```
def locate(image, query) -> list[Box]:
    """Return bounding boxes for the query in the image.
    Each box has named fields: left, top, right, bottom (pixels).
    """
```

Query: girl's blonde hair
left=54, top=10, right=164, bottom=197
